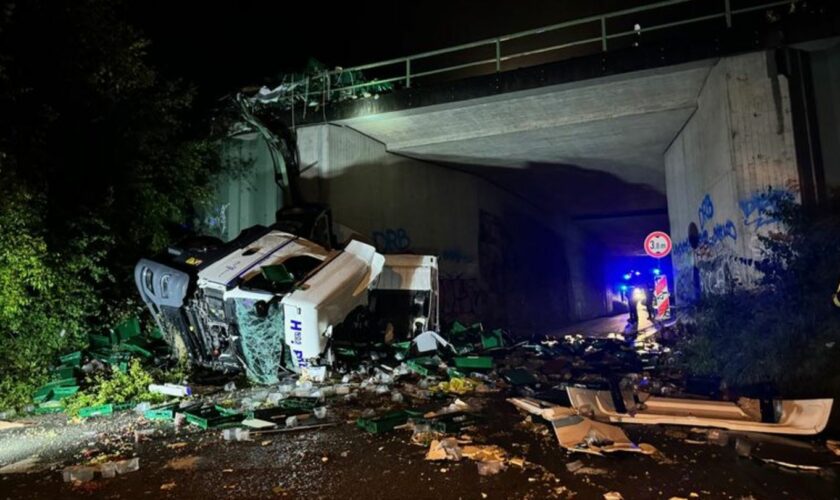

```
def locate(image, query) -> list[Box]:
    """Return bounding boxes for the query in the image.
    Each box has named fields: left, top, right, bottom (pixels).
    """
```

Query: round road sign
left=644, top=231, right=672, bottom=258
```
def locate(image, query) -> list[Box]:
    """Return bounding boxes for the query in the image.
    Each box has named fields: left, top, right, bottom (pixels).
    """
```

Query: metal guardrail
left=284, top=0, right=800, bottom=103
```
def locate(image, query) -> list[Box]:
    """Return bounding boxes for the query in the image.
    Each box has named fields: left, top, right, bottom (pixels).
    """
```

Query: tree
left=678, top=190, right=840, bottom=397
left=0, top=0, right=224, bottom=409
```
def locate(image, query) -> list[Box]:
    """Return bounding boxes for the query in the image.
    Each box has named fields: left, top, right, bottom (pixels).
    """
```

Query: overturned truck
left=135, top=226, right=438, bottom=384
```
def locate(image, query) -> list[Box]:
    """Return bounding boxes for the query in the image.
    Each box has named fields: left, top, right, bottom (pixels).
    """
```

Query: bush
left=0, top=1, right=225, bottom=410
left=677, top=190, right=840, bottom=397
left=0, top=175, right=108, bottom=410
left=63, top=359, right=166, bottom=417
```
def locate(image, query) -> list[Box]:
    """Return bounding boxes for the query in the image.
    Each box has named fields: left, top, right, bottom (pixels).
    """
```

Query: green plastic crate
left=184, top=407, right=243, bottom=429
left=79, top=404, right=114, bottom=418
left=33, top=378, right=78, bottom=403
left=33, top=401, right=64, bottom=415
left=392, top=341, right=412, bottom=355
left=118, top=343, right=153, bottom=358
left=450, top=321, right=482, bottom=336
left=276, top=398, right=320, bottom=411
left=113, top=317, right=141, bottom=342
left=149, top=327, right=164, bottom=341
left=453, top=356, right=494, bottom=370
left=52, top=386, right=80, bottom=400
left=144, top=409, right=174, bottom=421
left=89, top=334, right=112, bottom=349
left=481, top=329, right=504, bottom=349
left=261, top=264, right=295, bottom=284
left=449, top=321, right=468, bottom=336
left=406, top=360, right=431, bottom=376
left=32, top=387, right=52, bottom=404
left=51, top=366, right=76, bottom=380
left=59, top=351, right=83, bottom=367
left=113, top=402, right=135, bottom=412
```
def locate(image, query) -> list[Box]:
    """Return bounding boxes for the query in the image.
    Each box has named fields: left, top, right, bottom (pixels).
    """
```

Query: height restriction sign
left=644, top=231, right=672, bottom=258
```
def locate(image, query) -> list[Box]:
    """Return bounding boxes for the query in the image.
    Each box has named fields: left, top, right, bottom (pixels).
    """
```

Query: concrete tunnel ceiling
left=333, top=59, right=716, bottom=255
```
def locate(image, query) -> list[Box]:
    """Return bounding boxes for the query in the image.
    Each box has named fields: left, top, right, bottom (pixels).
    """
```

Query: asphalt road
left=1, top=389, right=838, bottom=500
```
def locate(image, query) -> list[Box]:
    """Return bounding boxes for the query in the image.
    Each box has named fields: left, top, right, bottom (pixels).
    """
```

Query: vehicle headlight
left=631, top=287, right=646, bottom=302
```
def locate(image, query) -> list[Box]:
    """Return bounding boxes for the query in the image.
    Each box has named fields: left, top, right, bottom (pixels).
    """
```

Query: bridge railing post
left=725, top=0, right=732, bottom=27
left=406, top=59, right=412, bottom=88
left=600, top=16, right=607, bottom=51
left=495, top=38, right=501, bottom=72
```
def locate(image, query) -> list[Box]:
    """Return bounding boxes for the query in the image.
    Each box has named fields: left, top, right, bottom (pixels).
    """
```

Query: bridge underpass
left=212, top=3, right=840, bottom=332
left=291, top=48, right=814, bottom=332
left=290, top=60, right=705, bottom=331
left=331, top=60, right=714, bottom=256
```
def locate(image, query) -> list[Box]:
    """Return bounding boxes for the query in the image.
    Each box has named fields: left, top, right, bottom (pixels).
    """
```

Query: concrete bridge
left=216, top=0, right=840, bottom=331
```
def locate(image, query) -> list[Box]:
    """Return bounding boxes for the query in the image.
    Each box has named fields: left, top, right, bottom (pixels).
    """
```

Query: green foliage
left=0, top=0, right=228, bottom=410
left=63, top=359, right=165, bottom=417
left=678, top=190, right=840, bottom=396
left=0, top=174, right=106, bottom=410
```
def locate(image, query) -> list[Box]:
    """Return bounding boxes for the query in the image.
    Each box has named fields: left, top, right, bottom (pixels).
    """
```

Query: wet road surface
left=2, top=390, right=838, bottom=499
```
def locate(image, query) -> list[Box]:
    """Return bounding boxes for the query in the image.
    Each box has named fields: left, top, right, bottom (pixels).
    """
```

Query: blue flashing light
left=634, top=271, right=641, bottom=276
left=619, top=284, right=629, bottom=292
left=652, top=268, right=661, bottom=276
left=623, top=273, right=632, bottom=280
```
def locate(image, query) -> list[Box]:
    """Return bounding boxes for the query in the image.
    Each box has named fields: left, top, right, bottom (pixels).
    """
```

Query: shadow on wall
left=297, top=159, right=575, bottom=332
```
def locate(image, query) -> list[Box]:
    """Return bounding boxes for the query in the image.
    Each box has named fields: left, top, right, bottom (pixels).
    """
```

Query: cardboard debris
left=508, top=398, right=647, bottom=456
left=461, top=445, right=506, bottom=462
left=425, top=438, right=462, bottom=461
left=241, top=418, right=277, bottom=429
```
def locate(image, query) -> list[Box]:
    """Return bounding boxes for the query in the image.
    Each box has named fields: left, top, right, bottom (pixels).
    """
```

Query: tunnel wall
left=296, top=123, right=607, bottom=330
left=665, top=51, right=799, bottom=304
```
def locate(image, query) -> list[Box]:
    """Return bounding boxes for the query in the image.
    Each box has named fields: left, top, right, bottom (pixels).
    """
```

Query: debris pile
left=1, top=318, right=837, bottom=495
left=30, top=317, right=170, bottom=416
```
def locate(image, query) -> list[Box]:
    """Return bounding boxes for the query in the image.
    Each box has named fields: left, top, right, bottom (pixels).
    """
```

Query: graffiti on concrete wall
left=440, top=272, right=486, bottom=321
left=372, top=228, right=412, bottom=253
left=698, top=194, right=714, bottom=229
left=739, top=188, right=791, bottom=229
left=672, top=186, right=795, bottom=303
left=696, top=254, right=756, bottom=295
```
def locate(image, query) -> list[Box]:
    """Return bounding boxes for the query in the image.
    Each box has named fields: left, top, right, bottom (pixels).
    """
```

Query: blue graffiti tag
left=698, top=194, right=714, bottom=229
left=675, top=220, right=738, bottom=258
left=740, top=188, right=792, bottom=229
left=704, top=220, right=738, bottom=246
left=673, top=240, right=692, bottom=258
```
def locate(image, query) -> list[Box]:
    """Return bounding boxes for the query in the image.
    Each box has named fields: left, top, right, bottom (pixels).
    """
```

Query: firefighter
left=626, top=272, right=654, bottom=324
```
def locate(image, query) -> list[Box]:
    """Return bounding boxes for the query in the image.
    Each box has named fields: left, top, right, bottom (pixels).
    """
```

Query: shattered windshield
left=234, top=298, right=285, bottom=385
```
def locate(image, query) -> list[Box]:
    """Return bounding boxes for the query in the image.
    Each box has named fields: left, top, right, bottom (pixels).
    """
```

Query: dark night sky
left=131, top=1, right=662, bottom=97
